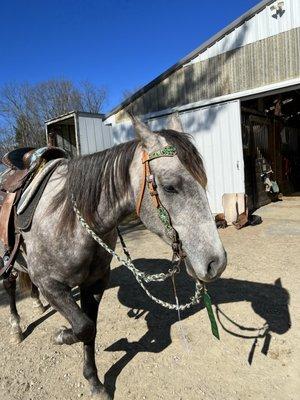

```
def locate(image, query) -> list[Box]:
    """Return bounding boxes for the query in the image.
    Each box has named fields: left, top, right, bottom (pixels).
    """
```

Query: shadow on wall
left=103, top=257, right=291, bottom=398
left=177, top=22, right=249, bottom=135
left=112, top=121, right=135, bottom=145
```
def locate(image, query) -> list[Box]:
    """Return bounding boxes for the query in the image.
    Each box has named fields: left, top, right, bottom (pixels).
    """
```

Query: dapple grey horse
left=4, top=114, right=227, bottom=399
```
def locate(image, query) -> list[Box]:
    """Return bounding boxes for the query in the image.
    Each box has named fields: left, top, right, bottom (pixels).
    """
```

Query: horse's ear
left=167, top=112, right=183, bottom=132
left=126, top=110, right=156, bottom=148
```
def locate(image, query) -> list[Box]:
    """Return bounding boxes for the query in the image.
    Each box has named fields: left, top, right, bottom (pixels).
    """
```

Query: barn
left=104, top=0, right=300, bottom=213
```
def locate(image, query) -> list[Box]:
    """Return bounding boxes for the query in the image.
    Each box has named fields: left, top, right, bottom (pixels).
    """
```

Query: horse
left=3, top=113, right=227, bottom=399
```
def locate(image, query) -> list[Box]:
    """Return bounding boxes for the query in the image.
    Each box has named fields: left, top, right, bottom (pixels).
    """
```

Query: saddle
left=0, top=146, right=67, bottom=278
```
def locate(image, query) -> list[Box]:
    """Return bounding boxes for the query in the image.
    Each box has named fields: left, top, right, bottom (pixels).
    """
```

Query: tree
left=0, top=79, right=107, bottom=149
left=0, top=126, right=16, bottom=159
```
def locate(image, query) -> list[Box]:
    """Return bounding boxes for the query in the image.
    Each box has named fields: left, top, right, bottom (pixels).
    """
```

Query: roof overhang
left=45, top=111, right=105, bottom=125
left=105, top=0, right=275, bottom=119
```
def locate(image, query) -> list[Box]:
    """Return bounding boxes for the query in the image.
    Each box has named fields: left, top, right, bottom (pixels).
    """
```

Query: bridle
left=135, top=144, right=186, bottom=262
left=72, top=143, right=219, bottom=327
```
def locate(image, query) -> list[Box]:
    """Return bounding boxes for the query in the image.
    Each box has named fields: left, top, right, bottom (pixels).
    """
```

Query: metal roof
left=105, top=0, right=275, bottom=119
left=45, top=110, right=105, bottom=125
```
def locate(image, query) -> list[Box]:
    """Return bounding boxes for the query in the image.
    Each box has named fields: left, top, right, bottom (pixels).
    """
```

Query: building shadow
left=104, top=258, right=291, bottom=398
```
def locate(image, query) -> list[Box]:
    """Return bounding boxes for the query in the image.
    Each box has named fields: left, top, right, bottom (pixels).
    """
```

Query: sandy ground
left=0, top=197, right=299, bottom=400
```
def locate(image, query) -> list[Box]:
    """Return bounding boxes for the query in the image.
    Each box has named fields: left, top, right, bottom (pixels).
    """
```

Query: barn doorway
left=241, top=89, right=300, bottom=210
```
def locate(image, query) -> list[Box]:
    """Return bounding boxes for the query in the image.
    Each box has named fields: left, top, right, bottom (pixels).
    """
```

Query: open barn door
left=148, top=101, right=245, bottom=214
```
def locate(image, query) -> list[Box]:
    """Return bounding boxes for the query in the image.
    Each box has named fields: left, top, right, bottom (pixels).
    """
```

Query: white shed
left=45, top=111, right=114, bottom=157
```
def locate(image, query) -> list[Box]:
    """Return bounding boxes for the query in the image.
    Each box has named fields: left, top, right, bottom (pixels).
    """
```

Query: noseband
left=136, top=145, right=186, bottom=261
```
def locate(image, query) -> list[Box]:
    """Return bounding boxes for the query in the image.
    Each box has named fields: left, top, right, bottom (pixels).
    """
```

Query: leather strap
left=136, top=150, right=162, bottom=215
left=0, top=233, right=22, bottom=278
left=136, top=151, right=148, bottom=215
left=0, top=192, right=17, bottom=248
left=146, top=161, right=160, bottom=209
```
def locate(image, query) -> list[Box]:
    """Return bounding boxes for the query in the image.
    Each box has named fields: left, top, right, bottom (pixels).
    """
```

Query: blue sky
left=1, top=0, right=259, bottom=112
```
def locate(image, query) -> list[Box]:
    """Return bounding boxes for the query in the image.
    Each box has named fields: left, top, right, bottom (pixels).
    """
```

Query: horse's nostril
left=207, top=258, right=219, bottom=278
left=207, top=253, right=227, bottom=279
left=207, top=261, right=213, bottom=275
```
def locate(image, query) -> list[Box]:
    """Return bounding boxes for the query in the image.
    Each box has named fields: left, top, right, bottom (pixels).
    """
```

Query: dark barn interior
left=47, top=116, right=77, bottom=158
left=241, top=89, right=300, bottom=210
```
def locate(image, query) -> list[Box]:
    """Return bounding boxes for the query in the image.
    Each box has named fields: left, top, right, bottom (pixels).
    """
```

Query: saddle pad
left=16, top=174, right=53, bottom=231
left=17, top=159, right=62, bottom=215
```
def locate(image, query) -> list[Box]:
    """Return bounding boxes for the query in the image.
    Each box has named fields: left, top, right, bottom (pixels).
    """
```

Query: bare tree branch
left=0, top=126, right=16, bottom=159
left=0, top=79, right=108, bottom=148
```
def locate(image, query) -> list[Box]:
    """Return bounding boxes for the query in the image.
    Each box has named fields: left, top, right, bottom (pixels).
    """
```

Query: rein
left=72, top=200, right=203, bottom=311
left=72, top=143, right=220, bottom=338
left=72, top=144, right=200, bottom=311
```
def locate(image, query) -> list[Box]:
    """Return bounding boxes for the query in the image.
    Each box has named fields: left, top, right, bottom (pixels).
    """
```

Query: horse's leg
left=80, top=275, right=111, bottom=399
left=3, top=277, right=23, bottom=343
left=31, top=283, right=46, bottom=315
left=36, top=278, right=95, bottom=346
left=38, top=276, right=111, bottom=399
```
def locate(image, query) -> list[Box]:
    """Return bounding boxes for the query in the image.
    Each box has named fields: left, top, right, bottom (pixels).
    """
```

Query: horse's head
left=130, top=114, right=227, bottom=283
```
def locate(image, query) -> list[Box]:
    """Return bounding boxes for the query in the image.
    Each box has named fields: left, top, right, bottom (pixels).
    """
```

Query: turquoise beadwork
left=148, top=145, right=177, bottom=161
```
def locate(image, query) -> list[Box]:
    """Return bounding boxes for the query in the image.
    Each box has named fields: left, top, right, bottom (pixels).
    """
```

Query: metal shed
left=105, top=0, right=300, bottom=213
left=45, top=111, right=113, bottom=157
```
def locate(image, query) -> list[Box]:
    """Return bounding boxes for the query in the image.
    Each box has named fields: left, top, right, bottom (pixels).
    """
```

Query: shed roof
left=45, top=110, right=105, bottom=125
left=105, top=0, right=275, bottom=119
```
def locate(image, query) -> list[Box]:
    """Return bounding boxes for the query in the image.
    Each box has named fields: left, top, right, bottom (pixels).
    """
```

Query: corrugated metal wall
left=115, top=26, right=300, bottom=122
left=187, top=0, right=300, bottom=63
left=111, top=121, right=135, bottom=145
left=181, top=101, right=244, bottom=213
left=148, top=101, right=244, bottom=213
left=78, top=116, right=114, bottom=154
left=113, top=0, right=300, bottom=123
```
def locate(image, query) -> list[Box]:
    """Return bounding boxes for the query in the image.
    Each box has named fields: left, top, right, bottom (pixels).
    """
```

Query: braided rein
left=72, top=200, right=203, bottom=311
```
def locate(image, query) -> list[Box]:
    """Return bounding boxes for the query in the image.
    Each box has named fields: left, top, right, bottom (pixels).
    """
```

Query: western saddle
left=0, top=146, right=67, bottom=279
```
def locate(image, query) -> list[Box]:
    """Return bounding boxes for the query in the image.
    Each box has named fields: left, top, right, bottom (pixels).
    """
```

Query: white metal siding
left=149, top=101, right=245, bottom=214
left=186, top=0, right=300, bottom=64
left=78, top=116, right=114, bottom=154
left=111, top=122, right=135, bottom=145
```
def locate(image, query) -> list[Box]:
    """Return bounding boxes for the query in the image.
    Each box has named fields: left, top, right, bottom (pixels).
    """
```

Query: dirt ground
left=0, top=197, right=299, bottom=400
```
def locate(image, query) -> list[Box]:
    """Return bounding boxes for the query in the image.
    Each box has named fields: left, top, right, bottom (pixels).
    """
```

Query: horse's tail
left=18, top=271, right=32, bottom=292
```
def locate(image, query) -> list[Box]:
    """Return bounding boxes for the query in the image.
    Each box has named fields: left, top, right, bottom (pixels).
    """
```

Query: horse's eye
left=163, top=185, right=177, bottom=193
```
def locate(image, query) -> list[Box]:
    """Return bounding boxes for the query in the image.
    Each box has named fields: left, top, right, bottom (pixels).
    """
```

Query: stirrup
left=0, top=251, right=13, bottom=280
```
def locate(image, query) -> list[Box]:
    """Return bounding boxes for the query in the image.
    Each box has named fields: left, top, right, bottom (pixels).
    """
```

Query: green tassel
left=203, top=291, right=220, bottom=340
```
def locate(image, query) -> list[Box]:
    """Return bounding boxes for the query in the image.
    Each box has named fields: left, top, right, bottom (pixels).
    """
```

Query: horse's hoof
left=91, top=386, right=112, bottom=400
left=10, top=331, right=23, bottom=344
left=52, top=326, right=68, bottom=345
left=33, top=303, right=46, bottom=316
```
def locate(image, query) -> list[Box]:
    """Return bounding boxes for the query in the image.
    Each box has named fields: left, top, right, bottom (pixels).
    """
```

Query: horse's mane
left=50, top=129, right=207, bottom=232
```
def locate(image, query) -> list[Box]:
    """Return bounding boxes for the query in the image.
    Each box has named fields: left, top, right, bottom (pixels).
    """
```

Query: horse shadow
left=104, top=258, right=291, bottom=398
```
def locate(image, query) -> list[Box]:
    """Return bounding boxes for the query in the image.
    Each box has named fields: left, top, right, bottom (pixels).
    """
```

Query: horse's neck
left=96, top=147, right=141, bottom=232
